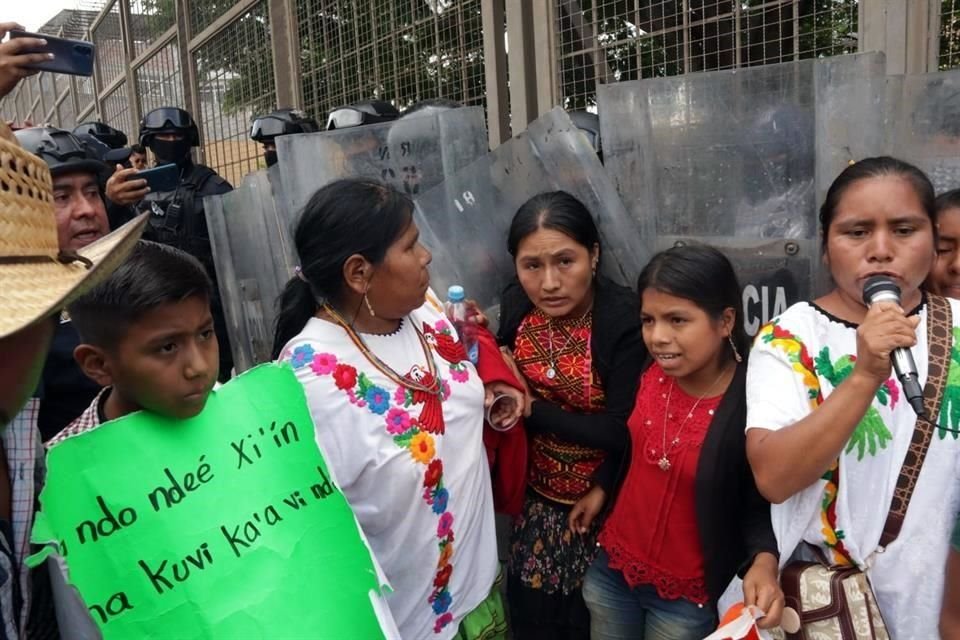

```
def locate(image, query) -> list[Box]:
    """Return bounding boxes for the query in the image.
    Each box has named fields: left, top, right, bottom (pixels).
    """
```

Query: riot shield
left=885, top=70, right=960, bottom=192
left=275, top=106, right=488, bottom=226
left=205, top=170, right=296, bottom=372
left=413, top=107, right=646, bottom=309
left=600, top=54, right=886, bottom=334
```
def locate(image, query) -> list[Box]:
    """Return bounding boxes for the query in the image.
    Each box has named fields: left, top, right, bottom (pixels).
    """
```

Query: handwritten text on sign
left=31, top=364, right=387, bottom=639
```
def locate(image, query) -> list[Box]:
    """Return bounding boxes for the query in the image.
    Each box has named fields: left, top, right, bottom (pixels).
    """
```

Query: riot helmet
left=567, top=110, right=602, bottom=162
left=139, top=107, right=200, bottom=167
left=250, top=108, right=319, bottom=167
left=250, top=108, right=318, bottom=142
left=72, top=133, right=112, bottom=162
left=325, top=100, right=400, bottom=130
left=14, top=126, right=107, bottom=178
left=73, top=121, right=128, bottom=149
left=401, top=98, right=462, bottom=120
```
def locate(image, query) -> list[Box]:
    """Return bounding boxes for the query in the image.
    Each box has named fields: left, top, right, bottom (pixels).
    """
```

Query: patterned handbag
left=780, top=294, right=953, bottom=640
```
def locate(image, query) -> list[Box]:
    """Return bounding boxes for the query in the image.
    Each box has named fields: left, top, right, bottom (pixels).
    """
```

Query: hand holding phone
left=0, top=22, right=54, bottom=98
left=136, top=164, right=180, bottom=192
left=106, top=165, right=150, bottom=207
left=8, top=29, right=94, bottom=78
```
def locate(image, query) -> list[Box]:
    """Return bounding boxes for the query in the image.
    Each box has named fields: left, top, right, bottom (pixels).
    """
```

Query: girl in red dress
left=570, top=244, right=783, bottom=639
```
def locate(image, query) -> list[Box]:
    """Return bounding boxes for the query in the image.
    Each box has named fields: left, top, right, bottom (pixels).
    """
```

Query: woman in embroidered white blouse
left=745, top=157, right=960, bottom=638
left=271, top=178, right=520, bottom=640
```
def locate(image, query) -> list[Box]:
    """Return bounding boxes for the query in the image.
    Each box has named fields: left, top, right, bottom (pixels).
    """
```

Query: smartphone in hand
left=9, top=30, right=95, bottom=77
left=136, top=163, right=180, bottom=192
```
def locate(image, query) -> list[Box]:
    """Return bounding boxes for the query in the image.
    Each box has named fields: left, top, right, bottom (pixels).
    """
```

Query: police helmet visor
left=325, top=107, right=367, bottom=130
left=142, top=107, right=194, bottom=131
left=250, top=116, right=287, bottom=141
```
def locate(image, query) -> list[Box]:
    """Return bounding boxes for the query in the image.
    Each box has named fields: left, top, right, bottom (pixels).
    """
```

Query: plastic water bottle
left=445, top=285, right=479, bottom=365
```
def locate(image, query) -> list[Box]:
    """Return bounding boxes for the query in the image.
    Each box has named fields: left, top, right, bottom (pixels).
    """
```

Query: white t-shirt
left=280, top=291, right=498, bottom=640
left=746, top=300, right=960, bottom=639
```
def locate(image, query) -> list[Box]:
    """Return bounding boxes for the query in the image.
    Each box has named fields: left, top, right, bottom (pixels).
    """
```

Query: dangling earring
left=728, top=335, right=742, bottom=363
left=364, top=293, right=376, bottom=317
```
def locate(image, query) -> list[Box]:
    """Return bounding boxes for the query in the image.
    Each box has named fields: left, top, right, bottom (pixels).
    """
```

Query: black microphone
left=862, top=276, right=925, bottom=416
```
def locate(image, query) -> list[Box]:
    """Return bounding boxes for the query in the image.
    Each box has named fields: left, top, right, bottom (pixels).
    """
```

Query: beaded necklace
left=322, top=303, right=443, bottom=397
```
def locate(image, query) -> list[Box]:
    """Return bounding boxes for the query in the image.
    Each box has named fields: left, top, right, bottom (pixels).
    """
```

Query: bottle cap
left=447, top=285, right=465, bottom=302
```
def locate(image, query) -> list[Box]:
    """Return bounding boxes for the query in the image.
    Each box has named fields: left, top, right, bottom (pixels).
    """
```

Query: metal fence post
left=268, top=0, right=301, bottom=110
left=481, top=0, right=509, bottom=147
left=118, top=0, right=142, bottom=130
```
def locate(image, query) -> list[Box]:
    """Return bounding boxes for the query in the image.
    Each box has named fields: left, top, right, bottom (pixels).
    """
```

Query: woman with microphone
left=745, top=157, right=960, bottom=637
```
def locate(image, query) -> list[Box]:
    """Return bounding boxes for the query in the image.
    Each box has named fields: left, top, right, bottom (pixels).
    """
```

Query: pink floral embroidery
left=385, top=408, right=413, bottom=434
left=310, top=352, right=338, bottom=376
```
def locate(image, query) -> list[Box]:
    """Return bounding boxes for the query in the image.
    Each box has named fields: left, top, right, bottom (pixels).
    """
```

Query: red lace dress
left=598, top=363, right=720, bottom=605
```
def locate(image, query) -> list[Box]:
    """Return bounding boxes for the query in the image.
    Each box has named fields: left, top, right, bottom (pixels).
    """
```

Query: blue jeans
left=582, top=550, right=716, bottom=640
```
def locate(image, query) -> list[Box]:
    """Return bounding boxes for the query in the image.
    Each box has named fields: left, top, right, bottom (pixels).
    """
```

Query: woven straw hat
left=0, top=121, right=146, bottom=339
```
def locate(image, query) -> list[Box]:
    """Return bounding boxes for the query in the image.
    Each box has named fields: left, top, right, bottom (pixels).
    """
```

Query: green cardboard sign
left=31, top=363, right=388, bottom=639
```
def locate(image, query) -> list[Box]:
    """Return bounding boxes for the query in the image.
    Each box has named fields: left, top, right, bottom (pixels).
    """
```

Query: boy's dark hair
left=936, top=188, right=960, bottom=217
left=130, top=143, right=146, bottom=154
left=68, top=240, right=213, bottom=349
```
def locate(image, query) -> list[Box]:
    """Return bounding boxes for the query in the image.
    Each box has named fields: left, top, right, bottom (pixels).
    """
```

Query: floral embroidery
left=364, top=386, right=391, bottom=415
left=422, top=321, right=472, bottom=381
left=310, top=352, right=338, bottom=376
left=386, top=408, right=413, bottom=435
left=333, top=364, right=358, bottom=390
left=939, top=327, right=960, bottom=440
left=292, top=342, right=459, bottom=633
left=815, top=347, right=895, bottom=460
left=290, top=344, right=315, bottom=369
left=410, top=432, right=436, bottom=463
left=757, top=322, right=822, bottom=407
left=758, top=322, right=854, bottom=565
left=820, top=462, right=853, bottom=566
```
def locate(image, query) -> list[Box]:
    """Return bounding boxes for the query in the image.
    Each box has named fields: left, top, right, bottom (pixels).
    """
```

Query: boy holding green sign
left=37, top=240, right=398, bottom=637
left=49, top=240, right=220, bottom=445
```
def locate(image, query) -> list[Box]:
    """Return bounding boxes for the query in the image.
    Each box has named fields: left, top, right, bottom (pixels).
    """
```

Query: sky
left=6, top=1, right=76, bottom=32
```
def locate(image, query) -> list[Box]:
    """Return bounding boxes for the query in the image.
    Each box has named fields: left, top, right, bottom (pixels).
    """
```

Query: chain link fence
left=555, top=0, right=859, bottom=110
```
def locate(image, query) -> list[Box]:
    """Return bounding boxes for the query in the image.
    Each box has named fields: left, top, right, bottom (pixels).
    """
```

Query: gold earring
left=364, top=293, right=376, bottom=317
left=728, top=335, right=742, bottom=363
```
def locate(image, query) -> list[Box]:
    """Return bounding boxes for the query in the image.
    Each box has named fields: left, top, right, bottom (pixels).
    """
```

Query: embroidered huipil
left=599, top=364, right=719, bottom=605
left=514, top=309, right=605, bottom=504
left=280, top=291, right=498, bottom=640
left=746, top=300, right=960, bottom=639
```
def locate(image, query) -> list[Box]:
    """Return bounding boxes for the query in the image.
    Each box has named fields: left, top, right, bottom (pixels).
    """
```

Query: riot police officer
left=249, top=107, right=318, bottom=167
left=134, top=106, right=235, bottom=380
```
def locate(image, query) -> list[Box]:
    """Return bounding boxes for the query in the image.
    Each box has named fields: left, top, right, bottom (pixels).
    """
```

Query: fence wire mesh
left=942, top=0, right=960, bottom=69
left=58, top=89, right=78, bottom=129
left=296, top=0, right=485, bottom=124
left=130, top=0, right=178, bottom=58
left=195, top=2, right=275, bottom=186
left=102, top=81, right=135, bottom=140
left=556, top=0, right=859, bottom=109
left=137, top=40, right=184, bottom=116
left=93, top=1, right=126, bottom=87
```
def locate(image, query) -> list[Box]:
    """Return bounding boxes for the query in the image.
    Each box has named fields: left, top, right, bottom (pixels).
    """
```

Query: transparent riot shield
left=205, top=170, right=296, bottom=372
left=413, top=107, right=646, bottom=310
left=600, top=54, right=886, bottom=334
left=275, top=106, right=488, bottom=226
left=885, top=69, right=960, bottom=192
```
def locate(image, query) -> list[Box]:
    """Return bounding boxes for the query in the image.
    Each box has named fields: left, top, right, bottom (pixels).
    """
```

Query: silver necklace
left=546, top=308, right=592, bottom=379
left=657, top=366, right=730, bottom=471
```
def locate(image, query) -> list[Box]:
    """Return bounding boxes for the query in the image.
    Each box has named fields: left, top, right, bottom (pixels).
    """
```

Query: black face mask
left=150, top=138, right=192, bottom=167
left=264, top=150, right=278, bottom=167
